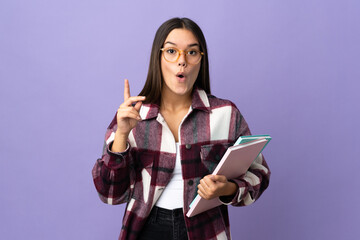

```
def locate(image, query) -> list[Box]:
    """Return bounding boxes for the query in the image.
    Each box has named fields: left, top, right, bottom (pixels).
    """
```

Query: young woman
left=92, top=17, right=270, bottom=240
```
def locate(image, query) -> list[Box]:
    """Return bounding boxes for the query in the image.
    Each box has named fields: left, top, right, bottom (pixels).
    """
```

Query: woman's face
left=160, top=28, right=201, bottom=98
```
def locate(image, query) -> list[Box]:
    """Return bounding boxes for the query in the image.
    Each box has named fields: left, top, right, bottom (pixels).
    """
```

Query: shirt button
left=185, top=144, right=191, bottom=149
left=188, top=180, right=194, bottom=186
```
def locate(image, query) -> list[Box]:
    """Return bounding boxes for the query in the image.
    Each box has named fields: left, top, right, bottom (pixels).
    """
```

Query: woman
left=92, top=17, right=270, bottom=240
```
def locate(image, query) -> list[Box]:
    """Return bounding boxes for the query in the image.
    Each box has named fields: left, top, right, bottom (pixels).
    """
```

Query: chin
left=173, top=86, right=193, bottom=96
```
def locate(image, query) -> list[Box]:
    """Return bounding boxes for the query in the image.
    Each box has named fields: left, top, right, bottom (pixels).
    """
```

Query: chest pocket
left=134, top=150, right=154, bottom=171
left=200, top=143, right=232, bottom=174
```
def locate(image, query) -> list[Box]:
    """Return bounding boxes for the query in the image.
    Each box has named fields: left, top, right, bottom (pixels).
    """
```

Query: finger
left=211, top=175, right=227, bottom=183
left=134, top=100, right=143, bottom=112
left=124, top=79, right=131, bottom=101
left=200, top=178, right=210, bottom=188
left=197, top=190, right=206, bottom=199
left=121, top=96, right=146, bottom=107
left=198, top=185, right=214, bottom=200
left=200, top=178, right=211, bottom=192
left=117, top=108, right=142, bottom=120
left=197, top=185, right=208, bottom=199
left=204, top=174, right=215, bottom=180
left=203, top=176, right=216, bottom=186
left=204, top=177, right=222, bottom=194
left=118, top=111, right=141, bottom=121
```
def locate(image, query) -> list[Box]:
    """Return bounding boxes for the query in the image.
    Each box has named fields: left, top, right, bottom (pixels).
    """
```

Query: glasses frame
left=160, top=47, right=204, bottom=65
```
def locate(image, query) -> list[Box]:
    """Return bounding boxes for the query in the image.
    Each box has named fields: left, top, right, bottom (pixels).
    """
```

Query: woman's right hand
left=112, top=79, right=145, bottom=152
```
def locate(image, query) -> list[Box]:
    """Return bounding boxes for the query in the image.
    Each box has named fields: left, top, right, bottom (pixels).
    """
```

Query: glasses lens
left=186, top=50, right=202, bottom=64
left=163, top=48, right=179, bottom=62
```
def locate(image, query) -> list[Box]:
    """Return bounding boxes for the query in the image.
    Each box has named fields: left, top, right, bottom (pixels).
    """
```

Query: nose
left=178, top=52, right=187, bottom=67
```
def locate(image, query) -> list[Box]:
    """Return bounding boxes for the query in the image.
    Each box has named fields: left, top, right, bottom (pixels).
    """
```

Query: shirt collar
left=139, top=88, right=211, bottom=120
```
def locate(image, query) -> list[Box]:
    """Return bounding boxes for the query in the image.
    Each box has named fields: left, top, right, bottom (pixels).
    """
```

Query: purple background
left=1, top=0, right=359, bottom=239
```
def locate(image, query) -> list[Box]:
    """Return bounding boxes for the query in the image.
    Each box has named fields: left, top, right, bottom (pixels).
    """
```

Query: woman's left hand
left=197, top=175, right=237, bottom=200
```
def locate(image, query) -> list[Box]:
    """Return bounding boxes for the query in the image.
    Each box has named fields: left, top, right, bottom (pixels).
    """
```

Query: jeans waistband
left=141, top=206, right=188, bottom=240
left=151, top=206, right=184, bottom=219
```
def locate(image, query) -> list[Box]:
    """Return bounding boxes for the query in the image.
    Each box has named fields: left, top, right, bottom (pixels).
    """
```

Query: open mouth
left=176, top=73, right=185, bottom=79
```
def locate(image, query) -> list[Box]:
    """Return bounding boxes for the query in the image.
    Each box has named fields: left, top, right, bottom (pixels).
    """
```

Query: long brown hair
left=139, top=17, right=210, bottom=104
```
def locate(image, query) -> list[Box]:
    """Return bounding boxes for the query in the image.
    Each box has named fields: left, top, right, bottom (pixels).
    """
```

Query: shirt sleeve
left=92, top=114, right=134, bottom=205
left=223, top=107, right=271, bottom=207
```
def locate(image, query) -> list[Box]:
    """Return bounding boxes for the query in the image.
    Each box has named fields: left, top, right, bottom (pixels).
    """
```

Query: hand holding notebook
left=186, top=135, right=271, bottom=218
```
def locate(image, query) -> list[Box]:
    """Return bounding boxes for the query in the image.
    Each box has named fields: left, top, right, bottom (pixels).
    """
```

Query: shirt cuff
left=219, top=180, right=240, bottom=205
left=103, top=141, right=130, bottom=169
left=107, top=141, right=130, bottom=156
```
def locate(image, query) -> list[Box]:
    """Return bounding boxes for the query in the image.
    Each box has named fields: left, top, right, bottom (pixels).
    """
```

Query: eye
left=166, top=48, right=177, bottom=55
left=187, top=50, right=198, bottom=56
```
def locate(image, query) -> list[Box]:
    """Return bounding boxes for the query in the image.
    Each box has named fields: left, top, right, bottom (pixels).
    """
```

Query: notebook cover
left=186, top=138, right=268, bottom=217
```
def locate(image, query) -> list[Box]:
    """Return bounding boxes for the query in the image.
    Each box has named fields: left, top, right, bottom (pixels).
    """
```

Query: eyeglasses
left=160, top=47, right=204, bottom=65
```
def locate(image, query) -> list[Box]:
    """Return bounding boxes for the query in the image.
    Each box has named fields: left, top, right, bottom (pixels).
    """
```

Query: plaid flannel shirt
left=92, top=88, right=270, bottom=240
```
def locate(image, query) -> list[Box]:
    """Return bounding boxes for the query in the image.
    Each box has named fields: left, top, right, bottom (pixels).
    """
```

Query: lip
left=176, top=72, right=186, bottom=82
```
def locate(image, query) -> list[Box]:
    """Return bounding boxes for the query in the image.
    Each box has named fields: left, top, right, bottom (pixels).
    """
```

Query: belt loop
left=153, top=206, right=158, bottom=223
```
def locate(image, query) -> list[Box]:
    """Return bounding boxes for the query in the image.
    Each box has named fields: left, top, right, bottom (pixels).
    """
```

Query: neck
left=160, top=88, right=192, bottom=112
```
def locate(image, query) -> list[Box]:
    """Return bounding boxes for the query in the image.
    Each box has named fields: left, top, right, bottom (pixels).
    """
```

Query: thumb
left=211, top=175, right=227, bottom=183
left=134, top=101, right=143, bottom=112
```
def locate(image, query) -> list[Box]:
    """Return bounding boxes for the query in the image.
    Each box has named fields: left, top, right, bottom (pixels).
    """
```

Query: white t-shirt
left=155, top=143, right=184, bottom=209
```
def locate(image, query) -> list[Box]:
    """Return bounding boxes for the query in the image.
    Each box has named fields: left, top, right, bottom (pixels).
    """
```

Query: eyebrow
left=164, top=41, right=200, bottom=48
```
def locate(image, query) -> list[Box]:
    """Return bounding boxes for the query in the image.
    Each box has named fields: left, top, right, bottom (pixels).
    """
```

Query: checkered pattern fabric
left=92, top=88, right=271, bottom=240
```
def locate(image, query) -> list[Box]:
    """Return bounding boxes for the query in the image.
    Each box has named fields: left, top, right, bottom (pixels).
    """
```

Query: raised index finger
left=124, top=79, right=131, bottom=101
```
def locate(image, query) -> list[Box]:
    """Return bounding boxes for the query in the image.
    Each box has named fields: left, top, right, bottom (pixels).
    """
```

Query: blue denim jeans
left=138, top=206, right=189, bottom=240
